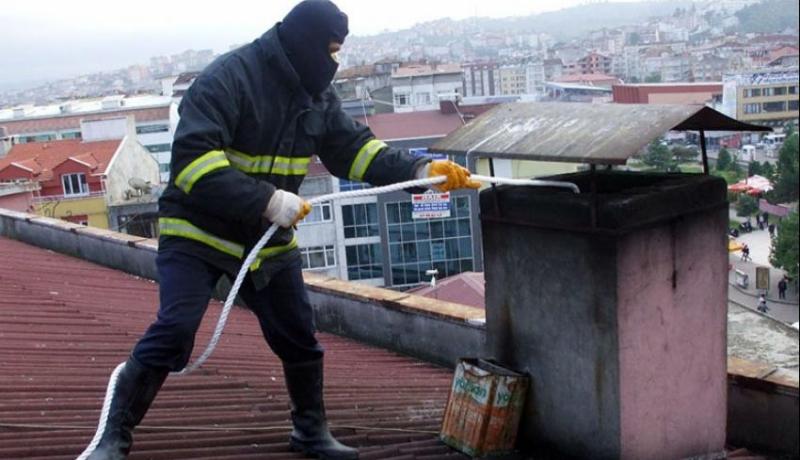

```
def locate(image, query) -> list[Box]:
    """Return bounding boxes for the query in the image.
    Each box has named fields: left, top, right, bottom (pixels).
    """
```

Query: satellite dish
left=128, top=177, right=152, bottom=193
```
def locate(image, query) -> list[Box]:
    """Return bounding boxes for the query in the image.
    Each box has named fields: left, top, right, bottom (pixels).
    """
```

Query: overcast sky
left=2, top=0, right=602, bottom=88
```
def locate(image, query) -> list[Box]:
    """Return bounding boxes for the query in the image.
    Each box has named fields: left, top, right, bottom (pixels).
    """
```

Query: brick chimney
left=481, top=171, right=728, bottom=459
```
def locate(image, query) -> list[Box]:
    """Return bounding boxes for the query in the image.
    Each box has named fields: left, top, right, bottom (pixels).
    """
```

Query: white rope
left=76, top=362, right=126, bottom=460
left=78, top=173, right=577, bottom=459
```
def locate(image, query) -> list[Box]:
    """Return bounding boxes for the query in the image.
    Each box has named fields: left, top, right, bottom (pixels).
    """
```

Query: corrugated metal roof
left=0, top=236, right=467, bottom=460
left=430, top=102, right=770, bottom=164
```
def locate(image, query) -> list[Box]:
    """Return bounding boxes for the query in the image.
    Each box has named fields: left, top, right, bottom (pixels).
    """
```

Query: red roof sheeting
left=407, top=272, right=485, bottom=309
left=354, top=111, right=464, bottom=141
left=0, top=139, right=120, bottom=181
left=0, top=236, right=466, bottom=459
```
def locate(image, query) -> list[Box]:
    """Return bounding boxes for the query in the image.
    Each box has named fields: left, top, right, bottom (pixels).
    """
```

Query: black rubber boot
left=283, top=359, right=358, bottom=460
left=83, top=357, right=168, bottom=460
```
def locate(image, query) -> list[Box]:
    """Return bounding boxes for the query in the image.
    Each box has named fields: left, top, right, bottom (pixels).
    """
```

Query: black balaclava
left=278, top=0, right=349, bottom=96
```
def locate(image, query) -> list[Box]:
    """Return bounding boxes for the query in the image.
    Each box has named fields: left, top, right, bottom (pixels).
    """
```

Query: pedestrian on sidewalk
left=757, top=295, right=769, bottom=313
left=741, top=244, right=751, bottom=262
left=778, top=276, right=788, bottom=300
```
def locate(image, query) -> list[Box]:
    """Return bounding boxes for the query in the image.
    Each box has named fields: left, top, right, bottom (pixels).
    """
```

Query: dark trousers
left=132, top=249, right=323, bottom=371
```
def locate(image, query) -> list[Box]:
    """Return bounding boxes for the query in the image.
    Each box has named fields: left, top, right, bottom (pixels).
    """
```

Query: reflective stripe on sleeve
left=174, top=150, right=230, bottom=194
left=348, top=139, right=386, bottom=181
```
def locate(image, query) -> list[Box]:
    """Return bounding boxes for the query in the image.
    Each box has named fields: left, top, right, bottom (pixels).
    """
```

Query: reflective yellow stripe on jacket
left=348, top=139, right=386, bottom=181
left=174, top=150, right=230, bottom=194
left=159, top=218, right=298, bottom=270
left=225, top=148, right=310, bottom=175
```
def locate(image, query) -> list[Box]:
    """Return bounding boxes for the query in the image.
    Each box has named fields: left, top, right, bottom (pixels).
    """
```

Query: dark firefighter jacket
left=158, top=25, right=428, bottom=283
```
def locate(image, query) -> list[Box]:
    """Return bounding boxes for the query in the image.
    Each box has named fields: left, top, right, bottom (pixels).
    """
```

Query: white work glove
left=263, top=190, right=312, bottom=228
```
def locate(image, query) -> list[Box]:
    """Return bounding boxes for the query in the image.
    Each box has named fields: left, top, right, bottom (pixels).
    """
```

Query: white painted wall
left=104, top=136, right=161, bottom=206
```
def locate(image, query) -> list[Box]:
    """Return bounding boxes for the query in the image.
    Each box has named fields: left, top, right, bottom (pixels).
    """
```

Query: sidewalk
left=727, top=213, right=798, bottom=323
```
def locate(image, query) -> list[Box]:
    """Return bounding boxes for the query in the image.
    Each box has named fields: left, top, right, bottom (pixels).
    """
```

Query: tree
left=672, top=145, right=699, bottom=163
left=716, top=148, right=732, bottom=171
left=735, top=0, right=799, bottom=34
left=730, top=156, right=743, bottom=174
left=761, top=161, right=775, bottom=179
left=645, top=73, right=662, bottom=83
left=771, top=211, right=799, bottom=280
left=748, top=161, right=762, bottom=177
left=769, top=132, right=799, bottom=203
left=643, top=140, right=678, bottom=171
left=736, top=194, right=759, bottom=217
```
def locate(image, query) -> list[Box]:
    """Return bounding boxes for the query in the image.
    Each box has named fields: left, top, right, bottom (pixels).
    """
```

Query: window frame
left=61, top=172, right=90, bottom=197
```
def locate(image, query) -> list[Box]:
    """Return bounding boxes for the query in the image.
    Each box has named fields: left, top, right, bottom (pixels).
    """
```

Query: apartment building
left=722, top=67, right=800, bottom=127
left=0, top=95, right=174, bottom=182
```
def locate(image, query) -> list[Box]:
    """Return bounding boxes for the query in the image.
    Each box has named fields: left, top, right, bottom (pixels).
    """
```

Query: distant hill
left=474, top=1, right=697, bottom=39
left=735, top=0, right=800, bottom=34
left=353, top=1, right=698, bottom=42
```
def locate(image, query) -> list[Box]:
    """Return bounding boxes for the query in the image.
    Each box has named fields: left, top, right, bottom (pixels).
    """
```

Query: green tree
left=770, top=211, right=799, bottom=280
left=672, top=145, right=699, bottom=163
left=761, top=161, right=775, bottom=179
left=748, top=161, right=762, bottom=176
left=645, top=73, right=662, bottom=83
left=643, top=140, right=678, bottom=171
left=736, top=194, right=759, bottom=217
left=735, top=0, right=799, bottom=34
left=730, top=156, right=743, bottom=174
left=716, top=148, right=732, bottom=171
left=769, top=132, right=799, bottom=203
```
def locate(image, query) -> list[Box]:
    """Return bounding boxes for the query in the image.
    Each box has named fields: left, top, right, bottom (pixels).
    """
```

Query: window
left=62, top=173, right=89, bottom=196
left=339, top=179, right=371, bottom=192
left=159, top=163, right=171, bottom=173
left=787, top=100, right=798, bottom=111
left=342, top=203, right=379, bottom=238
left=743, top=103, right=761, bottom=114
left=789, top=86, right=798, bottom=95
left=61, top=131, right=82, bottom=140
left=394, top=93, right=410, bottom=106
left=762, top=101, right=786, bottom=112
left=145, top=143, right=171, bottom=153
left=385, top=196, right=474, bottom=287
left=300, top=245, right=336, bottom=270
left=19, top=133, right=56, bottom=143
left=745, top=88, right=761, bottom=98
left=136, top=124, right=169, bottom=134
left=299, top=202, right=332, bottom=225
left=346, top=243, right=383, bottom=280
left=416, top=92, right=431, bottom=105
left=762, top=87, right=774, bottom=97
left=774, top=87, right=787, bottom=96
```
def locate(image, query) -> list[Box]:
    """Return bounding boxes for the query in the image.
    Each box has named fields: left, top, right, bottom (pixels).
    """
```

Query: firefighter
left=81, top=1, right=479, bottom=459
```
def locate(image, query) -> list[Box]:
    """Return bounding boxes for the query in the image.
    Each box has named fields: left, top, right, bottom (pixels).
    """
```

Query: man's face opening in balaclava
left=278, top=0, right=349, bottom=96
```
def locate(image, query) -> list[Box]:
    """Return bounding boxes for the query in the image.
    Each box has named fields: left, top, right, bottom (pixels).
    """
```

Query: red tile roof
left=0, top=236, right=466, bottom=459
left=407, top=272, right=485, bottom=310
left=0, top=107, right=169, bottom=135
left=355, top=111, right=464, bottom=141
left=0, top=139, right=120, bottom=181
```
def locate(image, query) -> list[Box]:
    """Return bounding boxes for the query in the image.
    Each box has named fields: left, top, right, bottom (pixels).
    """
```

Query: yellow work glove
left=263, top=190, right=312, bottom=228
left=423, top=160, right=481, bottom=192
